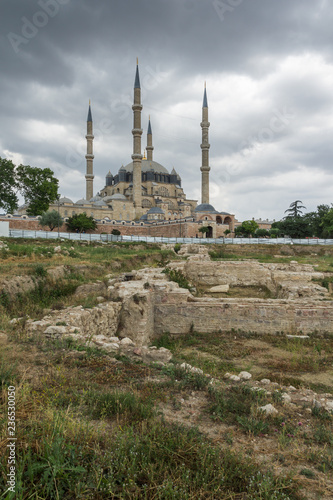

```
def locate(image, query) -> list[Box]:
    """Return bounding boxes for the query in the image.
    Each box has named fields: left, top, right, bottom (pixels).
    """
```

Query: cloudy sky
left=1, top=0, right=333, bottom=221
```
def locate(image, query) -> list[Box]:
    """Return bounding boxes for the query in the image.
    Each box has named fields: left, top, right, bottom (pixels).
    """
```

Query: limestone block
left=54, top=246, right=61, bottom=253
left=44, top=325, right=68, bottom=336
left=208, top=284, right=229, bottom=293
left=260, top=404, right=278, bottom=415
left=239, top=371, right=252, bottom=380
left=102, top=343, right=120, bottom=352
left=229, top=375, right=241, bottom=382
left=141, top=347, right=172, bottom=364
left=119, top=337, right=134, bottom=346
left=74, top=282, right=107, bottom=297
left=260, top=379, right=271, bottom=385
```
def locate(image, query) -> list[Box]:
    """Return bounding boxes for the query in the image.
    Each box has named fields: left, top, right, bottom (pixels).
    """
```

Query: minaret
left=200, top=83, right=210, bottom=204
left=132, top=58, right=143, bottom=210
left=146, top=115, right=154, bottom=161
left=85, top=100, right=94, bottom=201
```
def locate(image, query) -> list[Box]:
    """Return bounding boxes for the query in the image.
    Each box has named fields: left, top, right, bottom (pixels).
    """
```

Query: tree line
left=235, top=200, right=333, bottom=238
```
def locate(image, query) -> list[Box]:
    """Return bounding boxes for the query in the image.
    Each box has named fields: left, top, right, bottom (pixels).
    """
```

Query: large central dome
left=123, top=159, right=169, bottom=174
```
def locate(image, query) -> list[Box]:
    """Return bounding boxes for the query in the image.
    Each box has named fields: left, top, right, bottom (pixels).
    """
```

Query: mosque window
left=123, top=204, right=126, bottom=210
left=157, top=186, right=169, bottom=197
left=142, top=199, right=152, bottom=208
left=64, top=210, right=67, bottom=216
left=127, top=214, right=130, bottom=220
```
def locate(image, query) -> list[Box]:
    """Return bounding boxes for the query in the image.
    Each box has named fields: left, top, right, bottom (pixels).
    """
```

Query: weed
left=163, top=363, right=210, bottom=391
left=0, top=358, right=17, bottom=387
left=236, top=415, right=269, bottom=435
left=313, top=424, right=333, bottom=445
left=32, top=263, right=48, bottom=278
left=174, top=243, right=181, bottom=253
left=162, top=267, right=191, bottom=290
left=86, top=390, right=155, bottom=422
left=299, top=468, right=315, bottom=479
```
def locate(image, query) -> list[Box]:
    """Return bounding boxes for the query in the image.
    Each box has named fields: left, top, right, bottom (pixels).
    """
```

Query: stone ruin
left=12, top=244, right=331, bottom=354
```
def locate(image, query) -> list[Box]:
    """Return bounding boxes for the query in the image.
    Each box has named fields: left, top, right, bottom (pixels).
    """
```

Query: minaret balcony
left=132, top=128, right=143, bottom=135
left=200, top=121, right=210, bottom=127
left=85, top=134, right=94, bottom=139
left=85, top=154, right=95, bottom=159
left=132, top=104, right=143, bottom=111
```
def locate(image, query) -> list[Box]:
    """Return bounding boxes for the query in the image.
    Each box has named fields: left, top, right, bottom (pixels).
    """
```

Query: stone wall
left=0, top=216, right=229, bottom=238
left=153, top=296, right=333, bottom=336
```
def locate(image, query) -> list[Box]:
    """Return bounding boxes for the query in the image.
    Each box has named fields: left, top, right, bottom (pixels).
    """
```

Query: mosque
left=43, top=61, right=237, bottom=236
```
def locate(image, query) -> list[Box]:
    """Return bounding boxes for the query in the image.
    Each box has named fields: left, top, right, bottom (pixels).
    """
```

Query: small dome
left=194, top=203, right=219, bottom=213
left=106, top=171, right=113, bottom=177
left=75, top=198, right=92, bottom=205
left=147, top=207, right=165, bottom=214
left=93, top=200, right=107, bottom=206
left=140, top=214, right=148, bottom=221
left=109, top=193, right=127, bottom=200
left=59, top=196, right=73, bottom=204
left=89, top=195, right=102, bottom=202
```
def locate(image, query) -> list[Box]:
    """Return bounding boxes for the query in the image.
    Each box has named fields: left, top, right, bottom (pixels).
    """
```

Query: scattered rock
left=229, top=375, right=241, bottom=382
left=44, top=325, right=68, bottom=336
left=180, top=363, right=204, bottom=375
left=260, top=378, right=271, bottom=385
left=119, top=337, right=135, bottom=346
left=281, top=393, right=292, bottom=403
left=239, top=371, right=252, bottom=380
left=54, top=246, right=61, bottom=253
left=260, top=404, right=278, bottom=415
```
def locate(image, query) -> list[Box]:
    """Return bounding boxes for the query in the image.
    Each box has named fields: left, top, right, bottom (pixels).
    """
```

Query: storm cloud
left=1, top=0, right=333, bottom=220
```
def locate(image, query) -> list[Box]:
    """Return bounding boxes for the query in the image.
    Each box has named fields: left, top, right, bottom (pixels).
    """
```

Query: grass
left=1, top=239, right=333, bottom=498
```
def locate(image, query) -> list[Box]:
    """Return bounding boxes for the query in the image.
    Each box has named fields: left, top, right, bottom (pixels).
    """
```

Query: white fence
left=6, top=229, right=333, bottom=246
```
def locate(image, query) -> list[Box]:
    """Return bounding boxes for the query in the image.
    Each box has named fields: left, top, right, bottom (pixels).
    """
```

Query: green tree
left=111, top=229, right=121, bottom=235
left=239, top=220, right=259, bottom=236
left=284, top=200, right=306, bottom=218
left=269, top=228, right=281, bottom=238
left=303, top=204, right=331, bottom=238
left=277, top=217, right=312, bottom=238
left=320, top=208, right=333, bottom=238
left=198, top=226, right=209, bottom=234
left=39, top=210, right=63, bottom=231
left=16, top=165, right=59, bottom=216
left=255, top=228, right=269, bottom=237
left=66, top=213, right=97, bottom=233
left=0, top=157, right=19, bottom=213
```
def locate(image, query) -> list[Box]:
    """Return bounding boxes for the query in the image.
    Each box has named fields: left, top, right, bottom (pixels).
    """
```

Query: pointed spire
left=134, top=58, right=141, bottom=89
left=87, top=100, right=92, bottom=122
left=147, top=115, right=152, bottom=135
left=203, top=83, right=208, bottom=108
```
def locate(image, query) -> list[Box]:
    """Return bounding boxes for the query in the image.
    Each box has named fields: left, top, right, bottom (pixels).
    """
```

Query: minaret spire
left=85, top=100, right=94, bottom=200
left=146, top=115, right=154, bottom=161
left=200, top=83, right=210, bottom=204
left=132, top=59, right=143, bottom=212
